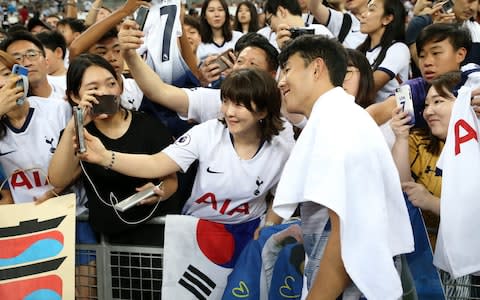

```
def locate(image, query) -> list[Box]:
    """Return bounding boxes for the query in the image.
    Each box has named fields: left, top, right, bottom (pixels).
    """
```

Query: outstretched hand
left=76, top=129, right=110, bottom=167
left=118, top=19, right=145, bottom=54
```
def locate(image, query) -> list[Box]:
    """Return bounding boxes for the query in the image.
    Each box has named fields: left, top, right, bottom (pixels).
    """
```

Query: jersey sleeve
left=161, top=123, right=203, bottom=172
left=376, top=43, right=411, bottom=80
left=325, top=8, right=344, bottom=36
left=184, top=87, right=222, bottom=123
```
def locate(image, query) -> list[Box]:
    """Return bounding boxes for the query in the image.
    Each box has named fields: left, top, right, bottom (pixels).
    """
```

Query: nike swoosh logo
left=351, top=30, right=360, bottom=33
left=0, top=150, right=15, bottom=156
left=207, top=167, right=223, bottom=174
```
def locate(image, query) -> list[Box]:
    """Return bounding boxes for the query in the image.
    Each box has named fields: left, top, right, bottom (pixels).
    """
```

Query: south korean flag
left=162, top=215, right=259, bottom=299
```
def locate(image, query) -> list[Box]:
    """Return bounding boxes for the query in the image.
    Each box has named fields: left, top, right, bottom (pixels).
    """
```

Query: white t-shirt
left=196, top=31, right=244, bottom=64
left=365, top=42, right=410, bottom=102
left=119, top=75, right=143, bottom=111
left=47, top=74, right=66, bottom=95
left=162, top=119, right=293, bottom=224
left=0, top=97, right=71, bottom=203
left=326, top=10, right=366, bottom=49
left=309, top=23, right=334, bottom=38
left=184, top=87, right=222, bottom=122
left=257, top=26, right=278, bottom=49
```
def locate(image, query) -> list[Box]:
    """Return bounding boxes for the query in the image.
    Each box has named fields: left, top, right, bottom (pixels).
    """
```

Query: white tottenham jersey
left=0, top=97, right=71, bottom=203
left=138, top=0, right=191, bottom=85
left=162, top=119, right=294, bottom=224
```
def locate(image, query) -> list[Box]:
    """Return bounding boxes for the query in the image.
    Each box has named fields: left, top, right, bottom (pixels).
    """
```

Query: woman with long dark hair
left=233, top=1, right=259, bottom=33
left=197, top=0, right=243, bottom=64
left=357, top=0, right=409, bottom=103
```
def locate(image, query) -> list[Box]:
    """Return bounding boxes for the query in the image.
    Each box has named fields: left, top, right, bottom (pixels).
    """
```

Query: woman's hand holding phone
left=0, top=76, right=24, bottom=115
left=75, top=129, right=110, bottom=166
left=390, top=106, right=414, bottom=140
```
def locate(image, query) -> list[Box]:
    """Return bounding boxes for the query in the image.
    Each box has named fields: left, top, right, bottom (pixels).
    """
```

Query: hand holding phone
left=73, top=106, right=87, bottom=154
left=395, top=85, right=415, bottom=125
left=440, top=0, right=454, bottom=13
left=135, top=6, right=150, bottom=31
left=114, top=182, right=164, bottom=212
left=12, top=64, right=28, bottom=105
left=213, top=49, right=234, bottom=72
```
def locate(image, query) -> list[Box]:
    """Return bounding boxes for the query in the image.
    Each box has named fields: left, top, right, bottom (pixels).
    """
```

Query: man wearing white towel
left=273, top=35, right=414, bottom=299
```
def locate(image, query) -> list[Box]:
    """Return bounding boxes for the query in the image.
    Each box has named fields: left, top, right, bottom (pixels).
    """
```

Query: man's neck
left=30, top=80, right=52, bottom=98
left=305, top=84, right=336, bottom=118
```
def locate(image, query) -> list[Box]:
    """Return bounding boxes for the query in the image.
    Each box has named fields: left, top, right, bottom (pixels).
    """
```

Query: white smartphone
left=395, top=85, right=415, bottom=125
left=73, top=106, right=87, bottom=153
left=114, top=182, right=164, bottom=212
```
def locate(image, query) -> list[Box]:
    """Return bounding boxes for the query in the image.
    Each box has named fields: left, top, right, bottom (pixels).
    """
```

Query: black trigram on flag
left=178, top=264, right=216, bottom=300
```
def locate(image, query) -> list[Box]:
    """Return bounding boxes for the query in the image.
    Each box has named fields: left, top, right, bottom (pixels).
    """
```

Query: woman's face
left=237, top=4, right=251, bottom=25
left=205, top=0, right=226, bottom=29
left=360, top=0, right=390, bottom=35
left=342, top=65, right=361, bottom=98
left=221, top=98, right=266, bottom=137
left=423, top=86, right=455, bottom=140
left=77, top=65, right=121, bottom=101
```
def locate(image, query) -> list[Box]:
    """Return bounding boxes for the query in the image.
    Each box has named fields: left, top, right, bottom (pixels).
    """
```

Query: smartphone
left=114, top=182, right=164, bottom=212
left=214, top=49, right=234, bottom=72
left=395, top=85, right=415, bottom=125
left=135, top=6, right=150, bottom=31
left=73, top=106, right=87, bottom=154
left=440, top=0, right=454, bottom=13
left=289, top=27, right=315, bottom=39
left=12, top=64, right=29, bottom=105
left=92, top=94, right=120, bottom=116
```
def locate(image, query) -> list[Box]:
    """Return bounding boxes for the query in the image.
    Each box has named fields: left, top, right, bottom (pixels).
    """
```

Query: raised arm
left=69, top=0, right=146, bottom=60
left=309, top=0, right=331, bottom=25
left=64, top=0, right=78, bottom=19
left=366, top=95, right=397, bottom=125
left=306, top=210, right=351, bottom=299
left=390, top=107, right=414, bottom=182
left=84, top=0, right=104, bottom=26
left=119, top=20, right=190, bottom=117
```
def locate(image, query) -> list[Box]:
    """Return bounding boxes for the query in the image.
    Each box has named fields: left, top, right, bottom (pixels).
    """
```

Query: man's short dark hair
left=36, top=31, right=67, bottom=59
left=98, top=27, right=118, bottom=44
left=0, top=30, right=46, bottom=56
left=235, top=32, right=279, bottom=72
left=279, top=35, right=347, bottom=86
left=57, top=18, right=86, bottom=34
left=416, top=23, right=472, bottom=56
left=264, top=0, right=302, bottom=17
left=26, top=18, right=51, bottom=32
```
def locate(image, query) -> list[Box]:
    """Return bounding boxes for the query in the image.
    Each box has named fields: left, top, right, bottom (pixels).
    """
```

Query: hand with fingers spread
left=402, top=181, right=440, bottom=215
left=390, top=106, right=414, bottom=139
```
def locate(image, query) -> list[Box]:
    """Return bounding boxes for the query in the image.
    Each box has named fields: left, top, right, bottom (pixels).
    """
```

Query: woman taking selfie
left=48, top=53, right=179, bottom=241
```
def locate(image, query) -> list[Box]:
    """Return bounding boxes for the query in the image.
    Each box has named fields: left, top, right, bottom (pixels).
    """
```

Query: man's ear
left=54, top=47, right=64, bottom=59
left=455, top=47, right=467, bottom=65
left=277, top=6, right=288, bottom=18
left=312, top=57, right=326, bottom=79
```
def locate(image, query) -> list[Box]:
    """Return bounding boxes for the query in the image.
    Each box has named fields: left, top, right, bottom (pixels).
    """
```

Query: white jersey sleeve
left=120, top=76, right=144, bottom=111
left=183, top=87, right=222, bottom=123
left=367, top=42, right=410, bottom=102
left=326, top=9, right=366, bottom=49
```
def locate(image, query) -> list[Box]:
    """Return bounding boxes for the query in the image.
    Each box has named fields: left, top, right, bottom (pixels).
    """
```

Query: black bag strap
left=338, top=13, right=352, bottom=44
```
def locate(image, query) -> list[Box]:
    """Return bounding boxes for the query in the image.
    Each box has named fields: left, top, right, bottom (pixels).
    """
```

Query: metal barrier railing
left=75, top=215, right=166, bottom=300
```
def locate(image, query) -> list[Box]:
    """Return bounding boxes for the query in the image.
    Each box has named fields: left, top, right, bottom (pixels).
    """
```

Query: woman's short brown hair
left=220, top=68, right=284, bottom=142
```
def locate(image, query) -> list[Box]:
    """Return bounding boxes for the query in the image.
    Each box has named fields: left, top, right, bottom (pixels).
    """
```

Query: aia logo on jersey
left=45, top=136, right=56, bottom=153
left=195, top=193, right=250, bottom=216
left=10, top=169, right=49, bottom=190
left=175, top=134, right=191, bottom=146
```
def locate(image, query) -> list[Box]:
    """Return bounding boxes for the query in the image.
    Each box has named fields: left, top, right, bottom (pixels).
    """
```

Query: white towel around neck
left=273, top=87, right=414, bottom=299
